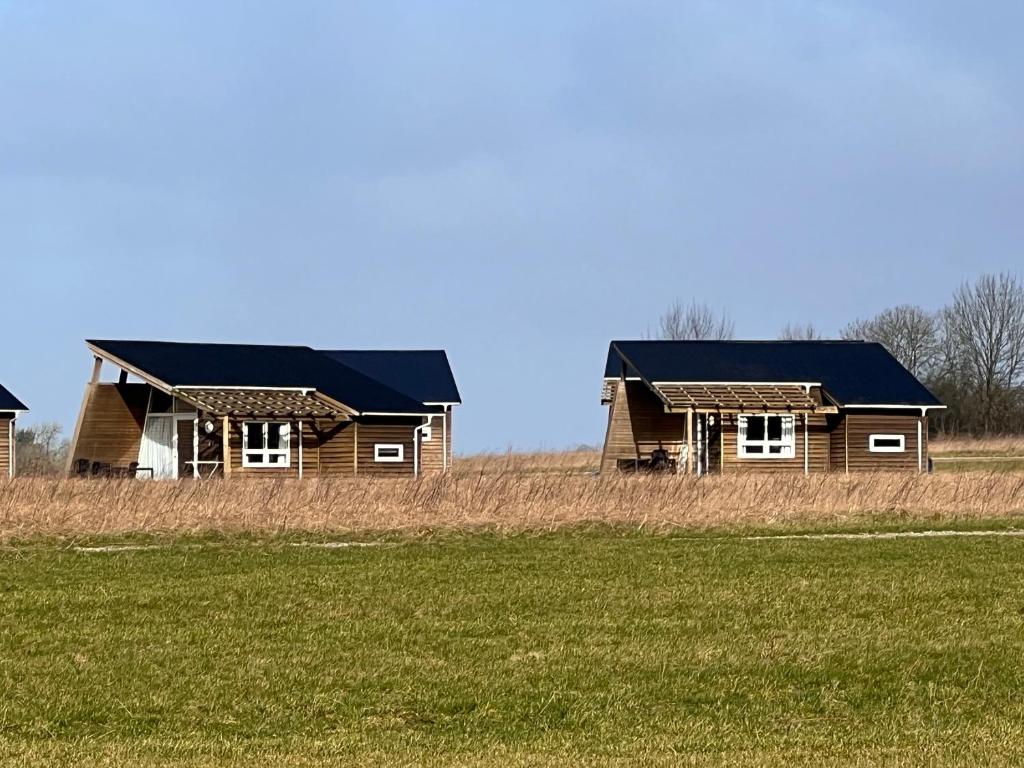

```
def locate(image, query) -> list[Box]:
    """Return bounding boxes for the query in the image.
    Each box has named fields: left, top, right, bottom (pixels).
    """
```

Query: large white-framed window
left=374, top=444, right=405, bottom=463
left=869, top=434, right=906, bottom=453
left=242, top=421, right=291, bottom=467
left=738, top=414, right=795, bottom=459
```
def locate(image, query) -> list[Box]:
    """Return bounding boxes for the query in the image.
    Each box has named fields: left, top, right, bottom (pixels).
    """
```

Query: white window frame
left=869, top=434, right=906, bottom=453
left=737, top=414, right=796, bottom=459
left=421, top=426, right=433, bottom=442
left=374, top=443, right=405, bottom=463
left=242, top=421, right=291, bottom=468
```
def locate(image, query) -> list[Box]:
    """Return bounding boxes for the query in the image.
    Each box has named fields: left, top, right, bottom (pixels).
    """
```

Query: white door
left=138, top=415, right=176, bottom=479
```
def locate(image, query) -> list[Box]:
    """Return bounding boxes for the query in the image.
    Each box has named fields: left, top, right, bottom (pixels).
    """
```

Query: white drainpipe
left=413, top=414, right=440, bottom=478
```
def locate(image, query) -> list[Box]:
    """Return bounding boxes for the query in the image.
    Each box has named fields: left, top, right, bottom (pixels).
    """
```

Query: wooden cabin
left=67, top=340, right=460, bottom=479
left=600, top=340, right=944, bottom=475
left=0, top=384, right=28, bottom=479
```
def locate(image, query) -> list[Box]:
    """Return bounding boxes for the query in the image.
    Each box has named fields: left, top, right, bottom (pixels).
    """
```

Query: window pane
left=745, top=445, right=764, bottom=454
left=768, top=445, right=783, bottom=454
left=746, top=416, right=765, bottom=441
left=766, top=416, right=782, bottom=441
left=267, top=423, right=282, bottom=450
left=267, top=453, right=282, bottom=464
left=875, top=438, right=902, bottom=448
left=245, top=425, right=263, bottom=450
left=245, top=452, right=264, bottom=463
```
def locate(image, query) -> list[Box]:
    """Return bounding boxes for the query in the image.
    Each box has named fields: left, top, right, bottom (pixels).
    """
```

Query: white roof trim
left=361, top=411, right=438, bottom=417
left=843, top=404, right=946, bottom=410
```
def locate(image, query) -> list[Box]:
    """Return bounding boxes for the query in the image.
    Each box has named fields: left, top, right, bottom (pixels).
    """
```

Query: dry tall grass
left=930, top=435, right=1024, bottom=456
left=1, top=470, right=1023, bottom=540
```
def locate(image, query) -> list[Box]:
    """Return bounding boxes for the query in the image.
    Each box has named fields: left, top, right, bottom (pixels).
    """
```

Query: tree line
left=651, top=272, right=1024, bottom=436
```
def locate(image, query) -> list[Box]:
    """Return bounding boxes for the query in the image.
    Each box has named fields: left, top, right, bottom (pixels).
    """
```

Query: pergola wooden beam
left=174, top=388, right=349, bottom=419
left=658, top=383, right=821, bottom=413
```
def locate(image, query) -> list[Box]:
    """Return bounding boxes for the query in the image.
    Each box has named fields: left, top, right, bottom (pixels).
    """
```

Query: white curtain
left=782, top=416, right=796, bottom=457
left=138, top=415, right=175, bottom=480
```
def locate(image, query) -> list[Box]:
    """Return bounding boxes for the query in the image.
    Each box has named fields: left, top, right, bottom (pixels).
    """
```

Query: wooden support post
left=222, top=416, right=231, bottom=476
left=193, top=416, right=200, bottom=478
left=921, top=415, right=929, bottom=475
left=720, top=414, right=725, bottom=475
left=803, top=413, right=809, bottom=476
left=686, top=409, right=693, bottom=475
left=353, top=421, right=359, bottom=476
left=297, top=420, right=303, bottom=479
left=844, top=416, right=849, bottom=475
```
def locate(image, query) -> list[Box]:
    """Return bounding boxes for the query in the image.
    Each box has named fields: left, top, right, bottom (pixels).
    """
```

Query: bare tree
left=15, top=422, right=69, bottom=476
left=840, top=304, right=943, bottom=380
left=942, top=273, right=1024, bottom=433
left=653, top=300, right=734, bottom=340
left=779, top=323, right=822, bottom=340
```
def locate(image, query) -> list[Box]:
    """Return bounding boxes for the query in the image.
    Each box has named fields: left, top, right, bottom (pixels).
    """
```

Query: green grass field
left=3, top=531, right=1024, bottom=766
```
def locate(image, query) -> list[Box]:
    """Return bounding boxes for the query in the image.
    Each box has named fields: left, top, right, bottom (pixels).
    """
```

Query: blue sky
left=1, top=1, right=1022, bottom=452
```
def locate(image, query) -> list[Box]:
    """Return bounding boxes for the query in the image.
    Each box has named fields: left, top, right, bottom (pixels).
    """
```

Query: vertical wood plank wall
left=69, top=383, right=149, bottom=468
left=601, top=380, right=688, bottom=472
left=0, top=416, right=11, bottom=478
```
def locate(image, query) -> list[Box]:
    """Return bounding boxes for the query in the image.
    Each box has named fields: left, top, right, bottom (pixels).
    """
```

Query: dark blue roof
left=606, top=340, right=941, bottom=407
left=87, top=340, right=438, bottom=415
left=320, top=350, right=461, bottom=405
left=0, top=383, right=27, bottom=412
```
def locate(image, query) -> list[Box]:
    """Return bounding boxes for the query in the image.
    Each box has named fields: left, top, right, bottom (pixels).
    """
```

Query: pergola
left=173, top=387, right=350, bottom=419
left=653, top=383, right=830, bottom=413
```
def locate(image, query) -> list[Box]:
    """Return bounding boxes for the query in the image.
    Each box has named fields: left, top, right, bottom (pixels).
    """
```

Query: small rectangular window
left=374, top=444, right=404, bottom=463
left=421, top=426, right=433, bottom=442
left=869, top=434, right=905, bottom=453
left=242, top=422, right=291, bottom=468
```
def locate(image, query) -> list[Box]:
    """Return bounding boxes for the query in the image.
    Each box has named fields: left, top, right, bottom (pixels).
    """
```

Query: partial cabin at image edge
left=600, top=340, right=944, bottom=475
left=0, top=383, right=29, bottom=479
left=67, top=340, right=460, bottom=480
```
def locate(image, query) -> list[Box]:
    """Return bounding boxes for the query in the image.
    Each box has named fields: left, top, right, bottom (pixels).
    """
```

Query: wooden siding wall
left=310, top=420, right=356, bottom=477
left=356, top=421, right=417, bottom=477
left=601, top=380, right=689, bottom=471
left=70, top=383, right=149, bottom=467
left=0, top=416, right=11, bottom=478
left=419, top=411, right=452, bottom=474
left=222, top=418, right=418, bottom=478
left=720, top=413, right=829, bottom=474
left=829, top=412, right=925, bottom=472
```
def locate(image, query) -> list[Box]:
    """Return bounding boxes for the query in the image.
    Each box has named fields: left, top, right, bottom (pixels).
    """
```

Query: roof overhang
left=87, top=342, right=359, bottom=419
